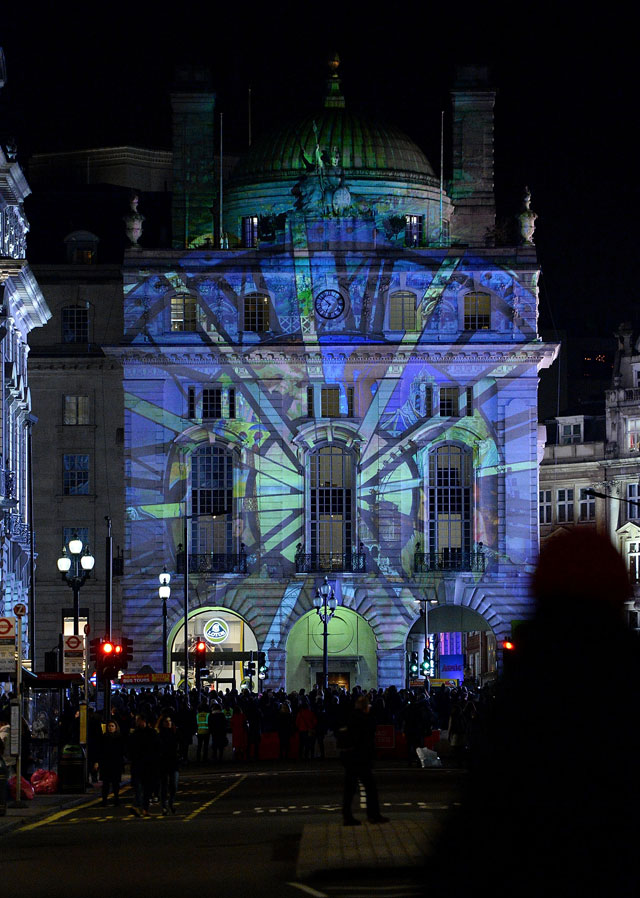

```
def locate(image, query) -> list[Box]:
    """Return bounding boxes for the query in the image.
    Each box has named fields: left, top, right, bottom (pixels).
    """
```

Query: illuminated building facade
left=0, top=48, right=50, bottom=667
left=107, top=63, right=557, bottom=689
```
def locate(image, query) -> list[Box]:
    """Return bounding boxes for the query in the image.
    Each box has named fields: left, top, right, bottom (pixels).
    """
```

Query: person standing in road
left=157, top=712, right=180, bottom=815
left=99, top=719, right=124, bottom=806
left=128, top=713, right=161, bottom=817
left=339, top=694, right=389, bottom=826
left=195, top=702, right=210, bottom=764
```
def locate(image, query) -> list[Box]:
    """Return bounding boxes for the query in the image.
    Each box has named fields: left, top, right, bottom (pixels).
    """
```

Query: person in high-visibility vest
left=195, top=703, right=210, bottom=764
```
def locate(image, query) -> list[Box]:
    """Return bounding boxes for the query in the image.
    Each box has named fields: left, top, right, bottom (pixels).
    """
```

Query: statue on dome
left=292, top=123, right=354, bottom=215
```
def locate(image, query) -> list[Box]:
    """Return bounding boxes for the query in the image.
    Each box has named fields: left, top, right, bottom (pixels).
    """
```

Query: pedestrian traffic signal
left=409, top=651, right=419, bottom=676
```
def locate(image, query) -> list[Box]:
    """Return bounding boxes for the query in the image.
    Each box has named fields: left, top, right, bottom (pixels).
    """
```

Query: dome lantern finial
left=324, top=52, right=345, bottom=109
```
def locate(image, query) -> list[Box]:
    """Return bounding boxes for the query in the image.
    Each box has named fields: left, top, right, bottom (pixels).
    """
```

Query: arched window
left=389, top=291, right=417, bottom=331
left=243, top=292, right=270, bottom=332
left=191, top=445, right=234, bottom=564
left=171, top=294, right=198, bottom=332
left=427, top=443, right=472, bottom=568
left=309, top=446, right=355, bottom=567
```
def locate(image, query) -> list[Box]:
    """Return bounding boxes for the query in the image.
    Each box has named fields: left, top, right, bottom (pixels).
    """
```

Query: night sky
left=1, top=2, right=636, bottom=336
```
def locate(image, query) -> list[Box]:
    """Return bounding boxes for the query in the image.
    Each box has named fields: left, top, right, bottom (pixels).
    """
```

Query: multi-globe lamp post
left=57, top=532, right=95, bottom=635
left=417, top=593, right=438, bottom=679
left=158, top=568, right=171, bottom=673
left=314, top=576, right=338, bottom=690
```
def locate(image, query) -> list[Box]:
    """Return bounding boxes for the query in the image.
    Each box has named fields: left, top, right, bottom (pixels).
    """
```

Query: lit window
left=463, top=292, right=491, bottom=330
left=171, top=294, right=197, bottom=332
left=579, top=488, right=595, bottom=521
left=63, top=395, right=89, bottom=425
left=405, top=215, right=423, bottom=247
left=242, top=216, right=259, bottom=248
left=309, top=446, right=354, bottom=562
left=62, top=305, right=89, bottom=343
left=627, top=418, right=640, bottom=450
left=191, top=446, right=233, bottom=557
left=389, top=291, right=417, bottom=331
left=244, top=293, right=269, bottom=332
left=556, top=488, right=574, bottom=523
left=63, top=455, right=89, bottom=495
left=629, top=542, right=640, bottom=583
left=315, top=386, right=354, bottom=418
left=539, top=489, right=552, bottom=524
left=439, top=387, right=459, bottom=418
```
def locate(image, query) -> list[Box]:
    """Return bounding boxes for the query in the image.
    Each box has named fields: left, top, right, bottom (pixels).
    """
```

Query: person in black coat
left=128, top=713, right=161, bottom=817
left=339, top=694, right=389, bottom=826
left=157, top=712, right=180, bottom=814
left=99, top=719, right=124, bottom=805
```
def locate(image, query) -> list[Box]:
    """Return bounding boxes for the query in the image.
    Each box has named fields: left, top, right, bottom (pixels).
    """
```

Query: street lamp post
left=416, top=593, right=438, bottom=680
left=314, top=577, right=337, bottom=690
left=57, top=532, right=95, bottom=635
left=158, top=568, right=171, bottom=673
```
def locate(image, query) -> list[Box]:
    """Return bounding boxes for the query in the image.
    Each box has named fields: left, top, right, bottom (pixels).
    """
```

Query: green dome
left=233, top=107, right=436, bottom=185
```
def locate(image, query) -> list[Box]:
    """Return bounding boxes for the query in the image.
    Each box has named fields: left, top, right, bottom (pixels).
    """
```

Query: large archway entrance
left=286, top=607, right=378, bottom=692
left=168, top=607, right=258, bottom=691
left=407, top=605, right=496, bottom=687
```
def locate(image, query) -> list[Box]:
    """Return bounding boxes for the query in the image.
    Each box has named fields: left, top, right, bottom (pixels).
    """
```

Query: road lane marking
left=183, top=774, right=247, bottom=822
left=286, top=884, right=328, bottom=897
left=18, top=797, right=104, bottom=831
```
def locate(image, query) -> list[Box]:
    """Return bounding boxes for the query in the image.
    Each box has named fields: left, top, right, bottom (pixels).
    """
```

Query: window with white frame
left=427, top=443, right=472, bottom=564
left=463, top=292, right=491, bottom=331
left=556, top=488, right=574, bottom=523
left=243, top=293, right=270, bottom=332
left=560, top=422, right=582, bottom=445
left=63, top=395, right=90, bottom=425
left=388, top=291, right=417, bottom=331
left=627, top=483, right=640, bottom=519
left=191, top=445, right=233, bottom=556
left=539, top=489, right=552, bottom=524
left=62, top=304, right=89, bottom=343
left=579, top=488, right=595, bottom=521
left=627, top=417, right=640, bottom=450
left=629, top=542, right=640, bottom=583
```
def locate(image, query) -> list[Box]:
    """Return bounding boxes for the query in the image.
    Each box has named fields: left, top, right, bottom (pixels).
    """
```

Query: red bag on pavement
left=8, top=775, right=35, bottom=800
left=31, top=769, right=59, bottom=794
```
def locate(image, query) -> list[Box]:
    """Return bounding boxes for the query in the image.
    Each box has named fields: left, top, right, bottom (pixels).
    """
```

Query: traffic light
left=258, top=652, right=268, bottom=680
left=421, top=647, right=430, bottom=675
left=245, top=651, right=256, bottom=677
left=97, top=640, right=120, bottom=681
left=194, top=640, right=207, bottom=691
left=121, top=637, right=133, bottom=669
left=89, top=637, right=100, bottom=667
left=409, top=651, right=419, bottom=676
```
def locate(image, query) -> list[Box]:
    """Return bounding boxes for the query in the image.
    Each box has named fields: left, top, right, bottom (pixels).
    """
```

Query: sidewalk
left=0, top=788, right=100, bottom=836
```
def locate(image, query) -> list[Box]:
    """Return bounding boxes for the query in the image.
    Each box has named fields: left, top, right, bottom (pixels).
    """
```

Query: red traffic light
left=502, top=640, right=515, bottom=651
left=195, top=641, right=206, bottom=653
left=101, top=641, right=114, bottom=655
left=114, top=644, right=123, bottom=655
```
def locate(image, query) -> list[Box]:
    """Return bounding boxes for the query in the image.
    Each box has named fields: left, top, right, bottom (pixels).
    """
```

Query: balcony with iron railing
left=414, top=542, right=485, bottom=574
left=295, top=543, right=366, bottom=574
left=176, top=543, right=248, bottom=575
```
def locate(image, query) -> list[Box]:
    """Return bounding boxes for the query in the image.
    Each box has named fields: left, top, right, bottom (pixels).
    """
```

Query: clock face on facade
left=314, top=289, right=345, bottom=320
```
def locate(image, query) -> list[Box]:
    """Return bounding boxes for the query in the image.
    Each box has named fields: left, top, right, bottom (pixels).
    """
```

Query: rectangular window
left=405, top=215, right=423, bottom=247
left=556, top=488, right=574, bottom=523
left=440, top=387, right=459, bottom=418
left=311, top=386, right=355, bottom=418
left=63, top=454, right=89, bottom=495
left=629, top=543, right=640, bottom=583
left=188, top=387, right=196, bottom=419
left=63, top=527, right=90, bottom=552
left=627, top=483, right=640, bottom=519
left=188, top=387, right=236, bottom=420
left=242, top=215, right=259, bottom=248
left=244, top=294, right=269, bottom=332
left=63, top=395, right=89, bottom=425
left=321, top=387, right=341, bottom=418
left=307, top=386, right=314, bottom=418
left=171, top=295, right=197, bottom=332
left=202, top=388, right=222, bottom=420
left=539, top=489, right=552, bottom=524
left=465, top=387, right=474, bottom=417
left=579, top=488, right=595, bottom=521
left=561, top=423, right=582, bottom=445
left=389, top=292, right=417, bottom=331
left=628, top=418, right=640, bottom=450
left=463, top=293, right=491, bottom=330
left=62, top=305, right=89, bottom=343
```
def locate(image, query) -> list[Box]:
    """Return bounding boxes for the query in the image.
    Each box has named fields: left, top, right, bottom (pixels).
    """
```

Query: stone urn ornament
left=518, top=186, right=537, bottom=245
left=124, top=194, right=145, bottom=246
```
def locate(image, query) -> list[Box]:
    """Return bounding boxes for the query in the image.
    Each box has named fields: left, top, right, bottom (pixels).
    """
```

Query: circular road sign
left=65, top=635, right=83, bottom=650
left=13, top=603, right=27, bottom=617
left=0, top=618, right=14, bottom=636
